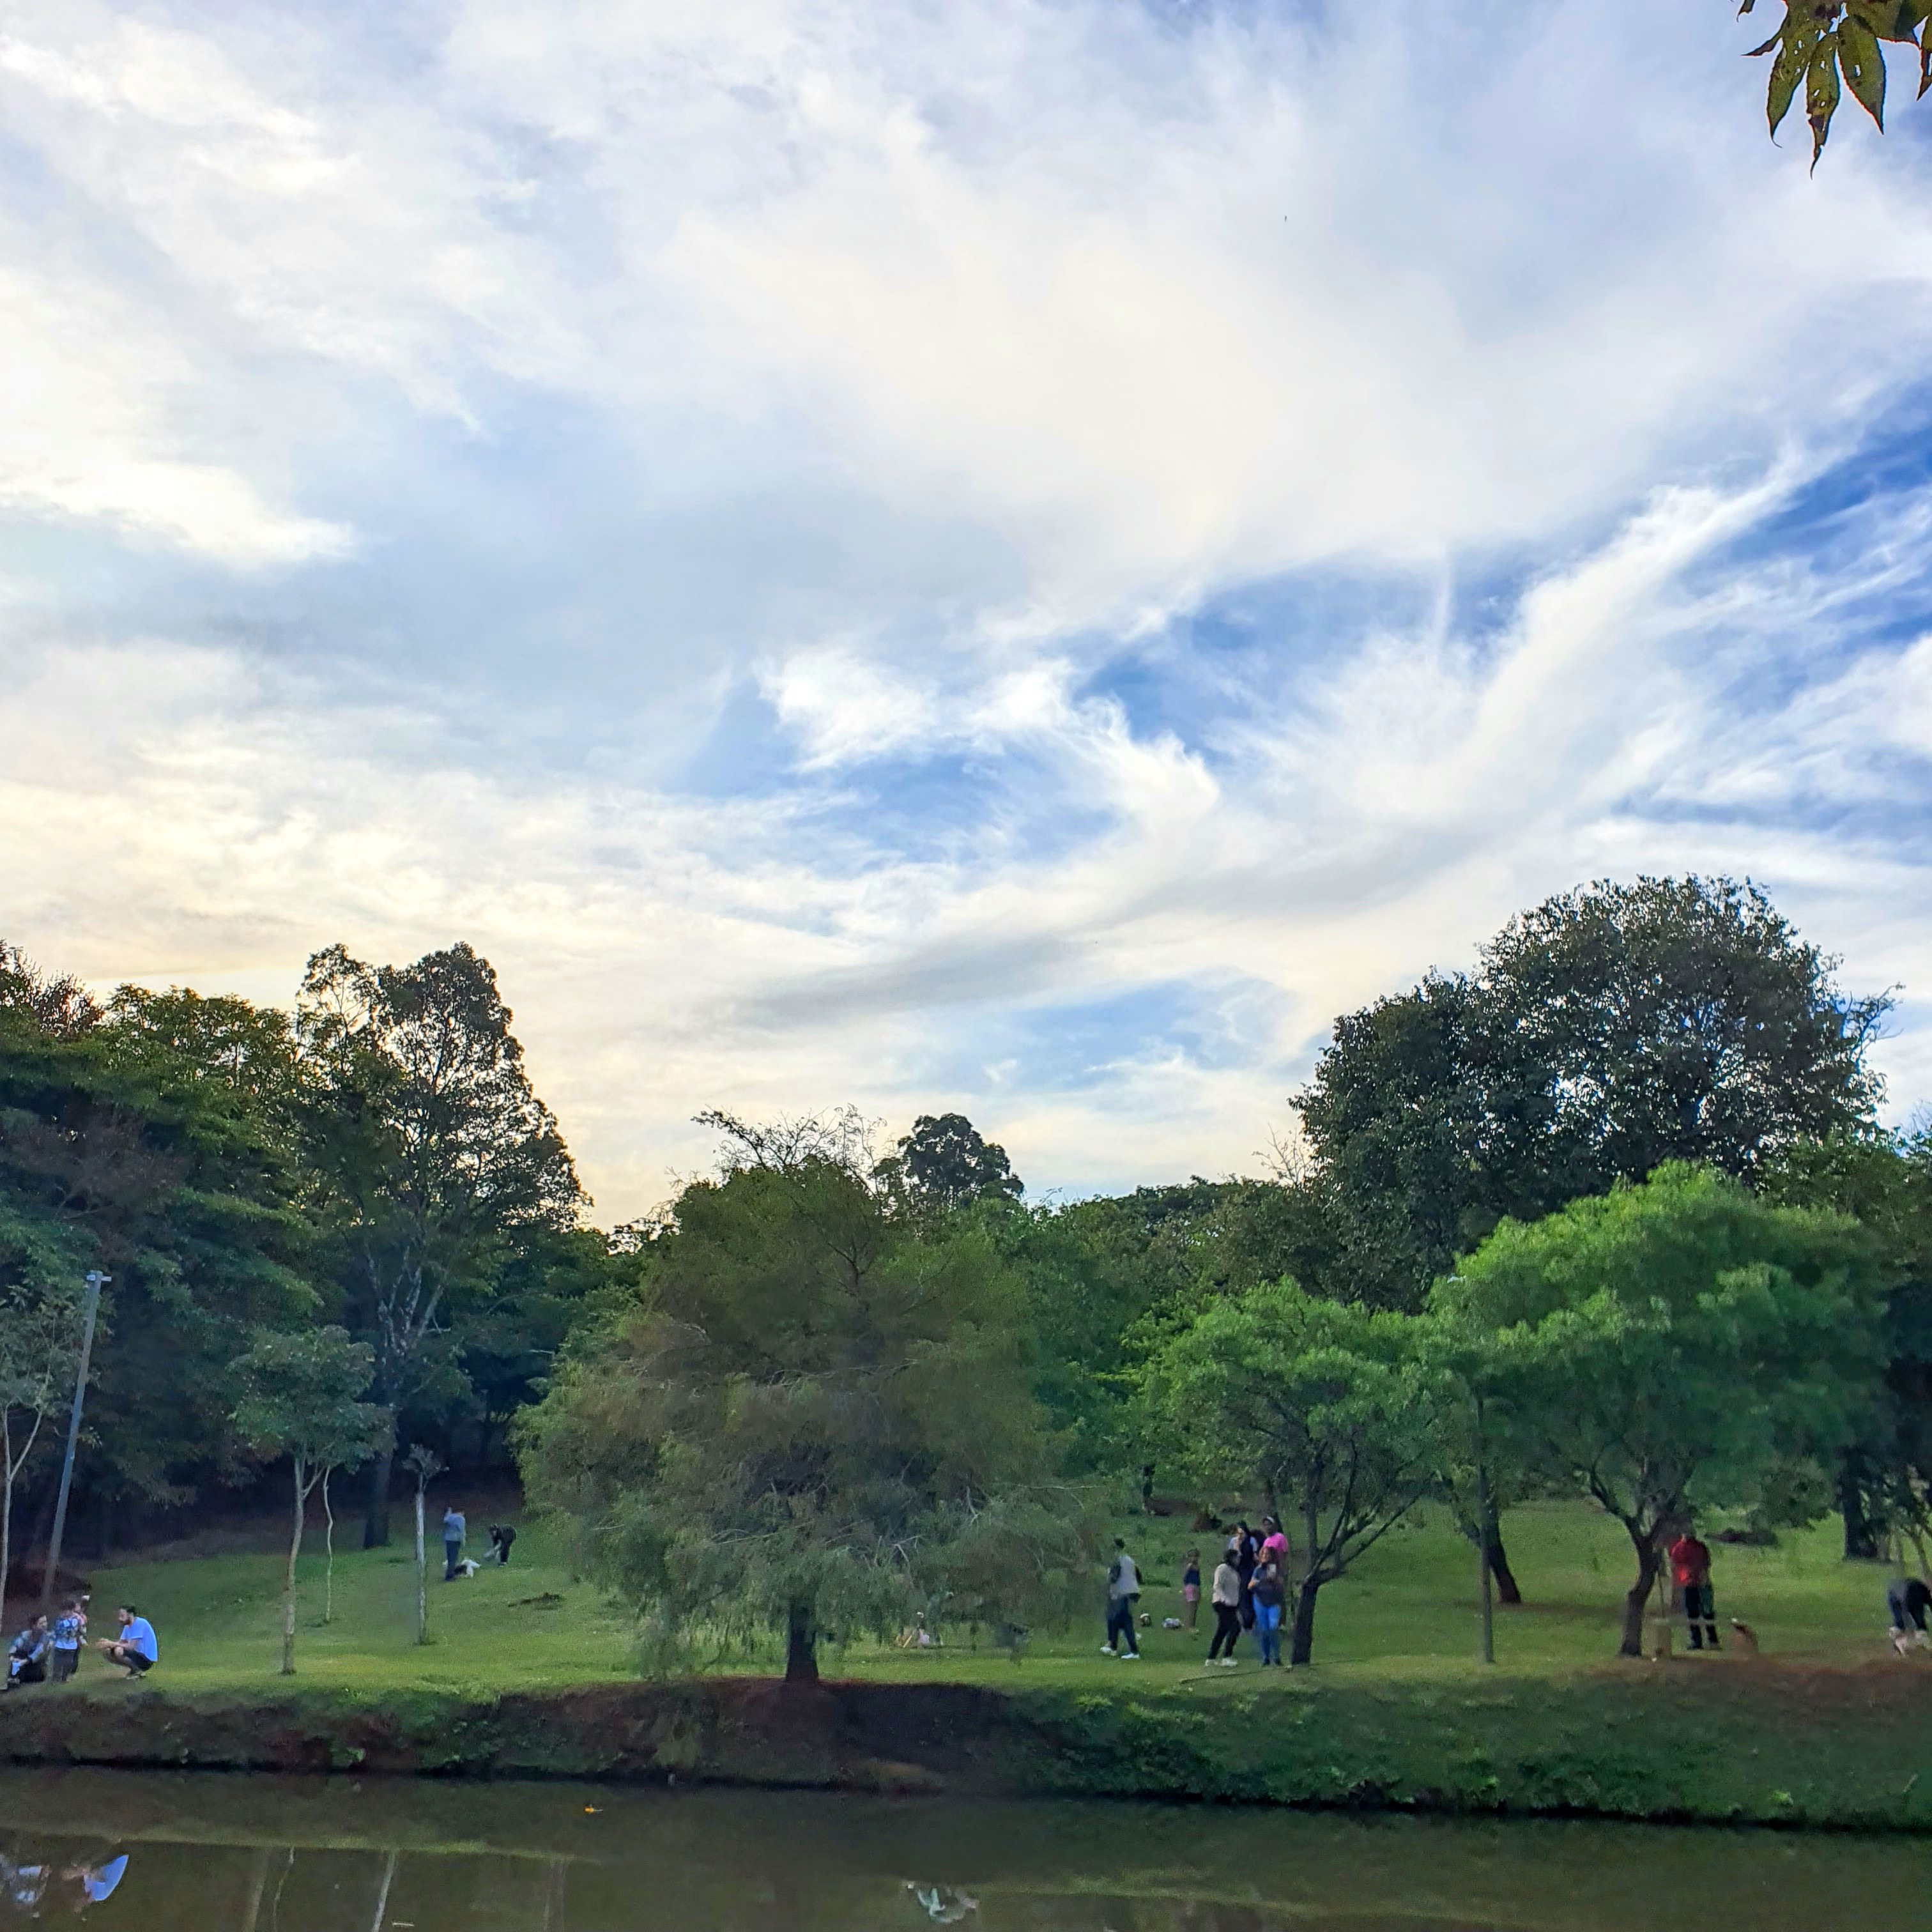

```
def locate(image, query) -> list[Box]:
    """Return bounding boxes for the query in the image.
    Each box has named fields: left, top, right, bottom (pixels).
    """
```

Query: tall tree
left=1298, top=877, right=1889, bottom=1313
left=0, top=1285, right=84, bottom=1614
left=1, top=946, right=313, bottom=1537
left=519, top=1114, right=1078, bottom=1682
left=1434, top=1165, right=1883, bottom=1656
left=231, top=1326, right=385, bottom=1675
left=296, top=943, right=582, bottom=1547
left=878, top=1113, right=1023, bottom=1214
left=1142, top=1282, right=1446, bottom=1666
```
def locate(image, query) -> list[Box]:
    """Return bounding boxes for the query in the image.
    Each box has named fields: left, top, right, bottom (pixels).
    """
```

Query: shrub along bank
left=2, top=1664, right=1930, bottom=1830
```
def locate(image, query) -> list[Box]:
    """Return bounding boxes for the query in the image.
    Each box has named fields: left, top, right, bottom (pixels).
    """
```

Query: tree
left=0, top=1285, right=83, bottom=1616
left=1740, top=1, right=1931, bottom=167
left=1298, top=877, right=1889, bottom=1313
left=519, top=1114, right=1078, bottom=1683
left=1759, top=1131, right=1932, bottom=1558
left=401, top=1444, right=445, bottom=1645
left=1142, top=1282, right=1447, bottom=1666
left=878, top=1113, right=1023, bottom=1214
left=231, top=1327, right=385, bottom=1675
left=296, top=943, right=582, bottom=1547
left=1, top=946, right=313, bottom=1540
left=1434, top=1165, right=1883, bottom=1656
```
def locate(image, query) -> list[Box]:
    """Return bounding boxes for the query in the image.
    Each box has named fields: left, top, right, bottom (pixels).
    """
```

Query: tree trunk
left=1839, top=1452, right=1882, bottom=1561
left=785, top=1602, right=818, bottom=1683
left=1, top=1462, right=13, bottom=1627
left=322, top=1470, right=335, bottom=1625
left=413, top=1485, right=429, bottom=1645
left=1619, top=1531, right=1660, bottom=1658
left=1288, top=1578, right=1321, bottom=1667
left=1485, top=1528, right=1523, bottom=1606
left=282, top=1464, right=305, bottom=1676
left=362, top=1434, right=395, bottom=1550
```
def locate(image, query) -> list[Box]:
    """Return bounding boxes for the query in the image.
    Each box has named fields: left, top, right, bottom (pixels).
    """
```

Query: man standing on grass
left=442, top=1503, right=467, bottom=1581
left=1101, top=1538, right=1141, bottom=1658
left=1669, top=1525, right=1718, bottom=1652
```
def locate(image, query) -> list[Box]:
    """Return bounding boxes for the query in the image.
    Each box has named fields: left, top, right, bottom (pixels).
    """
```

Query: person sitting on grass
left=4, top=1614, right=50, bottom=1690
left=93, top=1605, right=157, bottom=1678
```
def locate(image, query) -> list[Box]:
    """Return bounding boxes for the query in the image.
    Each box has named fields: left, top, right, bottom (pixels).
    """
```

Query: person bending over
left=1888, top=1574, right=1932, bottom=1655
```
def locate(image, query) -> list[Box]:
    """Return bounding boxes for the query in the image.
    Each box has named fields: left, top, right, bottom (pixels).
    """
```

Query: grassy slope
left=13, top=1499, right=1932, bottom=1825
left=34, top=1498, right=1912, bottom=1696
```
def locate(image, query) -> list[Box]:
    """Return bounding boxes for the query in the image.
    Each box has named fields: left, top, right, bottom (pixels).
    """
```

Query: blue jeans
left=1255, top=1600, right=1282, bottom=1664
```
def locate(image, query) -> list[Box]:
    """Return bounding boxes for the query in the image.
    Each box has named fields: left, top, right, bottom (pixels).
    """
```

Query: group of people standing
left=1104, top=1517, right=1295, bottom=1667
left=1203, top=1519, right=1291, bottom=1666
left=5, top=1601, right=157, bottom=1691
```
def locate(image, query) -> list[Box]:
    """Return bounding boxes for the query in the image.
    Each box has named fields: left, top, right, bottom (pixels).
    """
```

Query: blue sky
left=3, top=0, right=1931, bottom=1216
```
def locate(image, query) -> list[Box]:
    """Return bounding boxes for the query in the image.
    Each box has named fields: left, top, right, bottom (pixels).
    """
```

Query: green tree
left=1434, top=1165, right=1883, bottom=1656
left=1142, top=1282, right=1446, bottom=1665
left=1, top=946, right=314, bottom=1539
left=519, top=1114, right=1078, bottom=1682
left=877, top=1112, right=1023, bottom=1214
left=1740, top=1, right=1931, bottom=167
left=1759, top=1132, right=1932, bottom=1558
left=295, top=942, right=582, bottom=1547
left=231, top=1326, right=385, bottom=1675
left=1299, top=877, right=1889, bottom=1314
left=0, top=1284, right=84, bottom=1616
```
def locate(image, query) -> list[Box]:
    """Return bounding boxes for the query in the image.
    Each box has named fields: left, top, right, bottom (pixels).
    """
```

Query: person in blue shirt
left=93, top=1604, right=157, bottom=1677
left=442, top=1505, right=468, bottom=1581
left=50, top=1598, right=86, bottom=1682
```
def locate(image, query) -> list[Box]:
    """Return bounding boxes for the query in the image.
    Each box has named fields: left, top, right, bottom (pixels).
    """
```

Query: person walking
left=1249, top=1557, right=1285, bottom=1667
left=1206, top=1549, right=1243, bottom=1664
left=1180, top=1551, right=1201, bottom=1631
left=441, top=1503, right=468, bottom=1582
left=1668, top=1524, right=1719, bottom=1652
left=1887, top=1574, right=1932, bottom=1654
left=1101, top=1538, right=1141, bottom=1658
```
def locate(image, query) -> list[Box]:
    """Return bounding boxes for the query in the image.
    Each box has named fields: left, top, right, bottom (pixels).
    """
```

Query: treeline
left=4, top=875, right=1931, bottom=1678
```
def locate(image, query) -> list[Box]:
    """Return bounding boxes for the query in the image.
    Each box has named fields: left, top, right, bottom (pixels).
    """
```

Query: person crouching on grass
left=93, top=1605, right=157, bottom=1678
left=4, top=1615, right=50, bottom=1690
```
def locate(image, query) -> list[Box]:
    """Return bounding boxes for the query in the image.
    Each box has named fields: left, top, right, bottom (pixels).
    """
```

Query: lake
left=0, top=1768, right=1925, bottom=1930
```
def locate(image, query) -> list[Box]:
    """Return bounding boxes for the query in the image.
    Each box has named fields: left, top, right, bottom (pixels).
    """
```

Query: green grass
left=46, top=1496, right=1909, bottom=1700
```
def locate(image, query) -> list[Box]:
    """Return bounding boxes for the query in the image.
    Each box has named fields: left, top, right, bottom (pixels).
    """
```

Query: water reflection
left=0, top=1770, right=1927, bottom=1932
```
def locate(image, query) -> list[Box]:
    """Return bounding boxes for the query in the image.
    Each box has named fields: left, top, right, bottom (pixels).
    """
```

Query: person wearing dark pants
left=442, top=1504, right=468, bottom=1581
left=1669, top=1527, right=1718, bottom=1651
left=1101, top=1538, right=1140, bottom=1657
left=1206, top=1552, right=1243, bottom=1664
left=1887, top=1575, right=1931, bottom=1653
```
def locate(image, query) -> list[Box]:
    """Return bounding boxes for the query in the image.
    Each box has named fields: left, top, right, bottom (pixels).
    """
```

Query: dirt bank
left=3, top=1662, right=1930, bottom=1830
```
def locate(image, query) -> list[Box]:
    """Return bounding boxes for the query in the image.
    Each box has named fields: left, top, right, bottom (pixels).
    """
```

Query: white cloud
left=2, top=0, right=1931, bottom=1206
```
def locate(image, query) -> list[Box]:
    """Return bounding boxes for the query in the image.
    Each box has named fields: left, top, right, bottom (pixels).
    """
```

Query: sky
left=4, top=0, right=1932, bottom=1221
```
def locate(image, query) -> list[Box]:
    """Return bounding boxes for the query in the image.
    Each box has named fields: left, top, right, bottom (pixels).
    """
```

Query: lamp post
left=41, top=1270, right=107, bottom=1612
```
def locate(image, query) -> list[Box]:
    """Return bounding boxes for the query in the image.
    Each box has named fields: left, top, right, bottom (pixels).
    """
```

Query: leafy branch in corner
left=1741, top=1, right=1931, bottom=167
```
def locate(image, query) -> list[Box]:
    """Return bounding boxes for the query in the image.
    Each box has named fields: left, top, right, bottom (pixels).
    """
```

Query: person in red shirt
left=1669, top=1526, right=1718, bottom=1651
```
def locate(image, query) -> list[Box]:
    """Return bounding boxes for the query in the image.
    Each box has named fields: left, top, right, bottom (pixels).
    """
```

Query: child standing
left=49, top=1599, right=85, bottom=1682
left=1180, top=1551, right=1201, bottom=1630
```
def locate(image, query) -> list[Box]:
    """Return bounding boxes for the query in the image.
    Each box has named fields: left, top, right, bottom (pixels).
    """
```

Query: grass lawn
left=27, top=1496, right=1913, bottom=1701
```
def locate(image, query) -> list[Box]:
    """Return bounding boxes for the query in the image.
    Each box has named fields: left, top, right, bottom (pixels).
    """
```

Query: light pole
left=42, top=1270, right=107, bottom=1612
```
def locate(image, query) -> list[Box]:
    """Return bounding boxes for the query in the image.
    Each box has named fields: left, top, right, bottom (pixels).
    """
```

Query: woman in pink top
left=1259, top=1515, right=1289, bottom=1569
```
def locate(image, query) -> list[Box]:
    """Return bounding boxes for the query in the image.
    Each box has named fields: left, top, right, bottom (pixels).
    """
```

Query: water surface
left=0, top=1769, right=1924, bottom=1931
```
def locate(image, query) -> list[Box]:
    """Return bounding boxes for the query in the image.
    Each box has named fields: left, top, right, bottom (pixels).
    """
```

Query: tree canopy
left=518, top=1114, right=1079, bottom=1680
left=1432, top=1164, right=1883, bottom=1655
